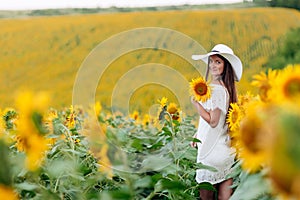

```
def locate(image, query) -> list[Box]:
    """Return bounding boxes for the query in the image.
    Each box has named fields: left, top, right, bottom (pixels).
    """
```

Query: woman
left=190, top=44, right=243, bottom=200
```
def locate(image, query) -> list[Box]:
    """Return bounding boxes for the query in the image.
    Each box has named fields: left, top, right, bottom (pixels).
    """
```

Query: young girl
left=190, top=44, right=243, bottom=200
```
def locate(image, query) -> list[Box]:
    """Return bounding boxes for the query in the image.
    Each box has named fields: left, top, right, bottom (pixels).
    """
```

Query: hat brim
left=192, top=52, right=243, bottom=82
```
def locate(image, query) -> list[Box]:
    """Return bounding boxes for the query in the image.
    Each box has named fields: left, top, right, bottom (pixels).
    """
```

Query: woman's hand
left=190, top=133, right=198, bottom=148
left=191, top=96, right=198, bottom=106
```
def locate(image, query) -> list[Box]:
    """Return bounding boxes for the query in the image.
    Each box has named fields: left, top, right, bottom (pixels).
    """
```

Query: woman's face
left=208, top=55, right=224, bottom=78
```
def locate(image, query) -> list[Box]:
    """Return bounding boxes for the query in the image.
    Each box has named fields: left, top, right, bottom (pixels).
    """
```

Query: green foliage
left=0, top=105, right=224, bottom=199
left=269, top=0, right=300, bottom=10
left=254, top=0, right=300, bottom=10
left=265, top=27, right=300, bottom=69
left=103, top=114, right=206, bottom=199
left=230, top=165, right=274, bottom=200
left=0, top=140, right=13, bottom=186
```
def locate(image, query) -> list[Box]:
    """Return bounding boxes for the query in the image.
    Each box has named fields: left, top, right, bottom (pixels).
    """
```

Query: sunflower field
left=1, top=6, right=300, bottom=200
left=1, top=7, right=300, bottom=111
left=1, top=64, right=300, bottom=199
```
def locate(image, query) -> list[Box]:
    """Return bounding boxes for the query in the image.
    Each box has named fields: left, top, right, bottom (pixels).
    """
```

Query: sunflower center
left=168, top=107, right=177, bottom=114
left=259, top=85, right=271, bottom=102
left=195, top=83, right=207, bottom=96
left=240, top=117, right=261, bottom=153
left=231, top=110, right=239, bottom=123
left=283, top=77, right=300, bottom=98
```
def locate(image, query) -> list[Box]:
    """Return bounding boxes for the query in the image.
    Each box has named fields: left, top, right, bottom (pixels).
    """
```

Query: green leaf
left=141, top=155, right=172, bottom=171
left=16, top=182, right=39, bottom=191
left=0, top=141, right=12, bottom=186
left=133, top=176, right=152, bottom=189
left=230, top=172, right=271, bottom=200
left=162, top=126, right=172, bottom=136
left=32, top=111, right=48, bottom=135
left=193, top=162, right=217, bottom=172
left=197, top=182, right=216, bottom=192
left=192, top=137, right=201, bottom=143
left=154, top=178, right=185, bottom=192
left=130, top=139, right=143, bottom=152
left=109, top=186, right=133, bottom=200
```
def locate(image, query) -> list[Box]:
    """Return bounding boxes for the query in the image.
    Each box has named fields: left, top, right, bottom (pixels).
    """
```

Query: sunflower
left=157, top=97, right=168, bottom=122
left=270, top=64, right=300, bottom=105
left=226, top=103, right=243, bottom=132
left=130, top=110, right=139, bottom=121
left=189, top=77, right=211, bottom=102
left=44, top=108, right=58, bottom=132
left=157, top=97, right=168, bottom=108
left=15, top=91, right=50, bottom=171
left=251, top=68, right=278, bottom=102
left=235, top=101, right=272, bottom=172
left=142, top=114, right=151, bottom=126
left=0, top=185, right=18, bottom=200
left=94, top=101, right=102, bottom=117
left=268, top=105, right=300, bottom=199
left=238, top=91, right=256, bottom=109
left=167, top=102, right=180, bottom=121
left=65, top=105, right=77, bottom=129
left=82, top=116, right=112, bottom=178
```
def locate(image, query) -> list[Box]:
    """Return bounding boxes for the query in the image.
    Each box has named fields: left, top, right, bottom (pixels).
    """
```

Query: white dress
left=195, top=84, right=236, bottom=184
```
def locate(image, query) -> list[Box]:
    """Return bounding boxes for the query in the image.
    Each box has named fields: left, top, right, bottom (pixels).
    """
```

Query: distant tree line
left=253, top=0, right=300, bottom=10
left=265, top=27, right=300, bottom=69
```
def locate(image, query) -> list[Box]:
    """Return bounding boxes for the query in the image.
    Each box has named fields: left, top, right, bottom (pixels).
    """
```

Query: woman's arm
left=191, top=97, right=221, bottom=128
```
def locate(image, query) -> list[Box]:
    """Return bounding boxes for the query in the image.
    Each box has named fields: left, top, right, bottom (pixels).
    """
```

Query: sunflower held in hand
left=189, top=77, right=211, bottom=102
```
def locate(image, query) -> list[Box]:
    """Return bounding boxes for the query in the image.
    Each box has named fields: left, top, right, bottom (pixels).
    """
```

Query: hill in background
left=0, top=2, right=257, bottom=18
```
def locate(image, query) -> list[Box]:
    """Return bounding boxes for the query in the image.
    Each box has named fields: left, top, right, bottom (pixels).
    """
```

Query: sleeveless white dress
left=195, top=84, right=236, bottom=184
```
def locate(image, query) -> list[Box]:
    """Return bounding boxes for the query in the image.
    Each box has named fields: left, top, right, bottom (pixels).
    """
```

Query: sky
left=0, top=0, right=244, bottom=10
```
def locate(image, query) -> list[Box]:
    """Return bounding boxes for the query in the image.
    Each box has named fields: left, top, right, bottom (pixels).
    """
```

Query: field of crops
left=1, top=63, right=300, bottom=199
left=0, top=7, right=300, bottom=113
left=1, top=7, right=300, bottom=199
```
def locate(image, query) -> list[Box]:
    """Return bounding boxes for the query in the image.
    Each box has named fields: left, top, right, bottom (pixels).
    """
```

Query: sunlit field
left=0, top=7, right=300, bottom=112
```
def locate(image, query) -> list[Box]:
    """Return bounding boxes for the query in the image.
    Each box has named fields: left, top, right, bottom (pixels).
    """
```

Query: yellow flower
left=226, top=103, right=243, bottom=132
left=45, top=109, right=58, bottom=121
left=74, top=138, right=80, bottom=144
left=157, top=97, right=168, bottom=123
left=65, top=105, right=76, bottom=129
left=270, top=64, right=300, bottom=105
left=15, top=91, right=50, bottom=171
left=0, top=185, right=18, bottom=200
left=44, top=108, right=58, bottom=133
left=130, top=110, right=139, bottom=121
left=167, top=102, right=180, bottom=121
left=94, top=101, right=102, bottom=117
left=142, top=114, right=150, bottom=126
left=251, top=68, right=278, bottom=102
left=189, top=77, right=211, bottom=102
left=268, top=105, right=300, bottom=199
left=238, top=91, right=256, bottom=108
left=157, top=97, right=168, bottom=108
left=95, top=144, right=113, bottom=178
left=0, top=110, right=11, bottom=144
left=82, top=116, right=112, bottom=178
left=25, top=134, right=49, bottom=171
left=236, top=101, right=272, bottom=172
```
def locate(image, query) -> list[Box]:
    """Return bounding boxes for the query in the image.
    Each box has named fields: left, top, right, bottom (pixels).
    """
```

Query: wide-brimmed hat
left=192, top=44, right=243, bottom=82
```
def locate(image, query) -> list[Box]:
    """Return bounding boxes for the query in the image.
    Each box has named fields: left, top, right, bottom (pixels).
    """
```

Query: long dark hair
left=206, top=54, right=237, bottom=114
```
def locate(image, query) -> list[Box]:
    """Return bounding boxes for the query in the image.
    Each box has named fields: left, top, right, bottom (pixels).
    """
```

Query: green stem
left=59, top=124, right=75, bottom=151
left=164, top=111, right=175, bottom=135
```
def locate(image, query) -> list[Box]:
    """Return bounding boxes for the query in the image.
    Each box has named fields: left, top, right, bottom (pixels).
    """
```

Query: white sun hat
left=192, top=44, right=243, bottom=82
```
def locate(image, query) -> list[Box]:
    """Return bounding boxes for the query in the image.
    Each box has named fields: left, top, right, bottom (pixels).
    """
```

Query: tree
left=268, top=0, right=300, bottom=10
left=265, top=27, right=300, bottom=69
